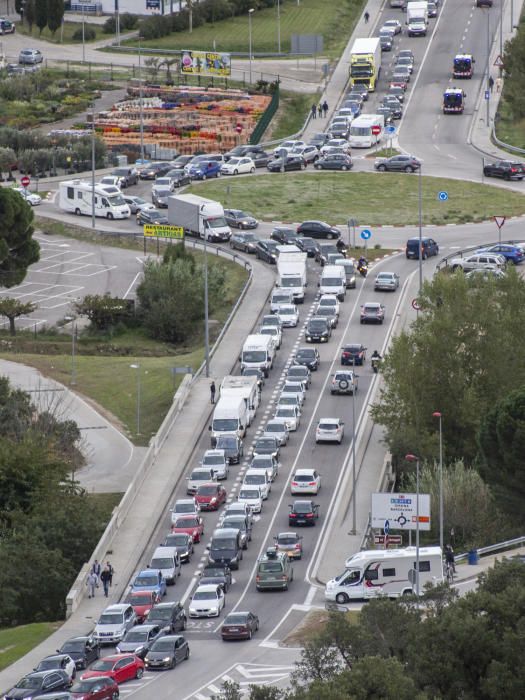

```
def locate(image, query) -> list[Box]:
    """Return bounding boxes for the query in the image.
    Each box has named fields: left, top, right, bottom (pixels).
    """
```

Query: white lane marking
left=124, top=270, right=143, bottom=299
left=304, top=585, right=317, bottom=606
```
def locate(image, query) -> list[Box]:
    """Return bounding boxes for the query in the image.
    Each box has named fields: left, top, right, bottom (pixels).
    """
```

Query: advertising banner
left=144, top=224, right=184, bottom=239
left=181, top=50, right=231, bottom=77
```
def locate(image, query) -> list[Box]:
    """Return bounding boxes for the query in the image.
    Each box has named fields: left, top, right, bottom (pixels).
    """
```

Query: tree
left=0, top=297, right=36, bottom=336
left=477, top=387, right=525, bottom=521
left=34, top=0, right=47, bottom=34
left=24, top=0, right=35, bottom=30
left=47, top=0, right=65, bottom=35
left=0, top=147, right=16, bottom=181
left=0, top=188, right=40, bottom=288
left=74, top=294, right=134, bottom=331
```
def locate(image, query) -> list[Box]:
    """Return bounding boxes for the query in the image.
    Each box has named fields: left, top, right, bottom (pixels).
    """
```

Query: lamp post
left=277, top=0, right=281, bottom=54
left=433, top=412, right=444, bottom=551
left=405, top=453, right=421, bottom=598
left=485, top=9, right=490, bottom=125
left=71, top=322, right=77, bottom=386
left=82, top=3, right=86, bottom=63
left=130, top=364, right=141, bottom=435
left=418, top=163, right=423, bottom=295
left=90, top=105, right=96, bottom=229
left=116, top=0, right=121, bottom=47
left=248, top=8, right=254, bottom=86
left=138, top=36, right=145, bottom=163
left=350, top=356, right=357, bottom=534
left=203, top=224, right=210, bottom=378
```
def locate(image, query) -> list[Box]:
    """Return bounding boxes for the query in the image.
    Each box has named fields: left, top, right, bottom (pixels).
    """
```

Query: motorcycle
left=371, top=357, right=381, bottom=373
left=357, top=262, right=368, bottom=278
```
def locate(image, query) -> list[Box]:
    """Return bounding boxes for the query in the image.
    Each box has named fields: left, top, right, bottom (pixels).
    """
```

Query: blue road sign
left=485, top=90, right=490, bottom=100
left=360, top=229, right=372, bottom=240
left=384, top=519, right=390, bottom=535
left=438, top=191, right=449, bottom=201
left=385, top=124, right=397, bottom=135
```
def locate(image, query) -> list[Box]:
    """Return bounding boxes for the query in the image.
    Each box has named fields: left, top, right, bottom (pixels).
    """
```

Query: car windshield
left=98, top=613, right=123, bottom=625
left=135, top=575, right=159, bottom=587
left=223, top=518, right=245, bottom=529
left=193, top=590, right=217, bottom=600
left=225, top=614, right=249, bottom=624
left=208, top=216, right=228, bottom=229
left=211, top=536, right=237, bottom=549
left=309, top=320, right=327, bottom=329
left=91, top=659, right=116, bottom=671
left=239, top=489, right=259, bottom=499
left=203, top=455, right=224, bottom=465
left=242, top=351, right=267, bottom=362
left=37, top=659, right=61, bottom=670
left=244, top=474, right=264, bottom=484
left=197, top=485, right=218, bottom=496
left=16, top=676, right=43, bottom=689
left=279, top=397, right=297, bottom=406
left=175, top=503, right=195, bottom=513
left=294, top=502, right=313, bottom=513
left=264, top=424, right=283, bottom=433
left=125, top=630, right=149, bottom=642
left=276, top=408, right=295, bottom=417
left=61, top=641, right=85, bottom=652
left=377, top=273, right=392, bottom=279
left=288, top=368, right=307, bottom=376
left=72, top=680, right=102, bottom=692
left=217, top=437, right=238, bottom=449
left=252, top=456, right=272, bottom=467
left=204, top=567, right=226, bottom=576
left=151, top=557, right=174, bottom=569
left=148, top=608, right=172, bottom=621
left=151, top=639, right=175, bottom=652
left=345, top=345, right=361, bottom=352
left=127, top=593, right=152, bottom=605
left=316, top=308, right=333, bottom=316
left=212, top=418, right=239, bottom=431
left=256, top=439, right=276, bottom=449
left=174, top=517, right=198, bottom=528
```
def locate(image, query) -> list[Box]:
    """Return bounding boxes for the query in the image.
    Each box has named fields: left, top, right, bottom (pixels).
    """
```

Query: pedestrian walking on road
left=311, top=103, right=317, bottom=119
left=496, top=77, right=502, bottom=93
left=91, top=560, right=101, bottom=587
left=364, top=11, right=370, bottom=23
left=106, top=561, right=114, bottom=586
left=488, top=75, right=494, bottom=92
left=322, top=100, right=329, bottom=117
left=318, top=103, right=323, bottom=118
left=210, top=381, right=216, bottom=404
left=86, top=572, right=97, bottom=599
left=100, top=566, right=111, bottom=598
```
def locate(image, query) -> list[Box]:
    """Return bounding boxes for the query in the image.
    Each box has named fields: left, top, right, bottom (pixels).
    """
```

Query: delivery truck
left=407, top=1, right=428, bottom=36
left=276, top=250, right=307, bottom=303
left=349, top=38, right=382, bottom=91
left=167, top=193, right=231, bottom=242
left=209, top=395, right=249, bottom=445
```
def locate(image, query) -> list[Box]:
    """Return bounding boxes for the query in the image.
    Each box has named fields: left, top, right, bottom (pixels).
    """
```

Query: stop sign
left=235, top=123, right=243, bottom=134
left=371, top=125, right=381, bottom=135
left=21, top=176, right=30, bottom=187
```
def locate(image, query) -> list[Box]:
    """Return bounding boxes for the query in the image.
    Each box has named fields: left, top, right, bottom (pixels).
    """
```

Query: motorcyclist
left=371, top=350, right=382, bottom=361
left=358, top=255, right=368, bottom=270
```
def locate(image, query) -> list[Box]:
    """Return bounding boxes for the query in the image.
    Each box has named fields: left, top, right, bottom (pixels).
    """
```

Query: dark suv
left=112, top=167, right=138, bottom=187
left=305, top=317, right=331, bottom=343
left=144, top=601, right=187, bottom=633
left=406, top=237, right=439, bottom=260
left=296, top=220, right=341, bottom=240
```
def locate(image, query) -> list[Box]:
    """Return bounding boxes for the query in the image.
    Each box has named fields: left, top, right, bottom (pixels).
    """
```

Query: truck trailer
left=349, top=38, right=382, bottom=91
left=167, top=193, right=231, bottom=242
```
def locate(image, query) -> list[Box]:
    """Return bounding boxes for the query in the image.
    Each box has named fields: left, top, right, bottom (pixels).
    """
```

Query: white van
left=241, top=334, right=276, bottom=377
left=325, top=546, right=444, bottom=603
left=220, top=375, right=260, bottom=426
left=243, top=469, right=271, bottom=499
left=150, top=546, right=181, bottom=585
left=210, top=395, right=249, bottom=445
left=319, top=265, right=346, bottom=301
left=349, top=114, right=385, bottom=148
left=58, top=179, right=131, bottom=219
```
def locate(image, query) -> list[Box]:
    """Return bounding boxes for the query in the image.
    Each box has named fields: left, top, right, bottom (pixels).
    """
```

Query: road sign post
left=493, top=215, right=506, bottom=244
left=21, top=176, right=30, bottom=188
left=347, top=218, right=358, bottom=248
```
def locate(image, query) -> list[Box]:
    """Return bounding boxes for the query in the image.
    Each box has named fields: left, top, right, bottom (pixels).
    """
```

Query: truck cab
left=443, top=88, right=466, bottom=114
left=453, top=54, right=474, bottom=79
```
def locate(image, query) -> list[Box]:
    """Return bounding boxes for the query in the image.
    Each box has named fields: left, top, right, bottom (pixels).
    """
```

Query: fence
left=249, top=84, right=280, bottom=145
left=492, top=125, right=525, bottom=155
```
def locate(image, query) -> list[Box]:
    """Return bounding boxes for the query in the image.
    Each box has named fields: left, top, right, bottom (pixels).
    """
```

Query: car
left=225, top=144, right=266, bottom=160
left=201, top=449, right=229, bottom=480
left=270, top=288, right=294, bottom=312
left=237, top=485, right=264, bottom=513
left=272, top=139, right=306, bottom=156
left=450, top=253, right=506, bottom=273
left=316, top=242, right=341, bottom=265
left=0, top=18, right=16, bottom=33
left=187, top=467, right=217, bottom=494
left=294, top=347, right=320, bottom=370
left=225, top=209, right=258, bottom=230
left=98, top=176, right=122, bottom=190
left=274, top=405, right=301, bottom=431
left=255, top=239, right=280, bottom=264
left=406, top=236, right=439, bottom=259
left=19, top=48, right=43, bottom=64
left=380, top=35, right=393, bottom=52
left=249, top=453, right=279, bottom=482
left=170, top=498, right=200, bottom=522
left=295, top=237, right=319, bottom=257
left=341, top=343, right=366, bottom=366
left=169, top=155, right=194, bottom=169
left=144, top=601, right=187, bottom=633
left=375, top=154, right=421, bottom=173
left=270, top=226, right=299, bottom=245
left=274, top=303, right=299, bottom=327
left=92, top=604, right=137, bottom=645
left=124, top=590, right=161, bottom=623
left=244, top=150, right=271, bottom=168
left=6, top=672, right=70, bottom=699
left=195, top=482, right=227, bottom=510
left=200, top=563, right=233, bottom=591
left=396, top=56, right=414, bottom=73
left=267, top=154, right=307, bottom=172
left=475, top=244, right=524, bottom=264
left=316, top=417, right=345, bottom=444
left=398, top=49, right=414, bottom=62
left=291, top=468, right=321, bottom=495
left=288, top=500, right=320, bottom=526
left=162, top=532, right=194, bottom=563
left=465, top=267, right=506, bottom=280
left=68, top=676, right=119, bottom=700
left=229, top=231, right=259, bottom=254
left=144, top=635, right=190, bottom=670
left=56, top=637, right=100, bottom=672
left=253, top=436, right=281, bottom=460
left=427, top=1, right=438, bottom=16
left=309, top=132, right=331, bottom=149
left=131, top=569, right=167, bottom=598
left=256, top=547, right=294, bottom=590
left=280, top=381, right=307, bottom=406
left=374, top=271, right=400, bottom=291
left=305, top=317, right=332, bottom=343
left=80, top=654, right=145, bottom=683
left=259, top=324, right=282, bottom=349
left=221, top=612, right=259, bottom=641
left=116, top=624, right=163, bottom=658
left=483, top=160, right=525, bottom=180
left=151, top=187, right=172, bottom=208
left=291, top=144, right=320, bottom=164
left=111, top=167, right=139, bottom=188
left=286, top=364, right=311, bottom=387
left=262, top=419, right=290, bottom=446
left=318, top=293, right=340, bottom=315
left=320, top=139, right=351, bottom=156
left=14, top=187, right=41, bottom=206
left=163, top=167, right=191, bottom=188
left=221, top=514, right=252, bottom=549
left=331, top=370, right=358, bottom=395
left=35, top=654, right=76, bottom=681
left=124, top=195, right=155, bottom=214
left=220, top=157, right=256, bottom=175
left=350, top=83, right=369, bottom=101
left=186, top=159, right=222, bottom=180
left=314, top=305, right=338, bottom=328
left=383, top=19, right=402, bottom=34
left=171, top=514, right=204, bottom=543
left=476, top=0, right=493, bottom=6
left=273, top=532, right=303, bottom=560
left=376, top=106, right=395, bottom=124
left=314, top=154, right=353, bottom=171
left=261, top=314, right=282, bottom=333
left=189, top=584, right=226, bottom=618
left=392, top=66, right=411, bottom=83
left=381, top=99, right=402, bottom=120
left=297, top=220, right=342, bottom=241
left=242, top=366, right=266, bottom=390
left=407, top=19, right=427, bottom=36
left=139, top=162, right=171, bottom=180
left=136, top=208, right=168, bottom=226
left=215, top=434, right=244, bottom=464
left=360, top=302, right=385, bottom=324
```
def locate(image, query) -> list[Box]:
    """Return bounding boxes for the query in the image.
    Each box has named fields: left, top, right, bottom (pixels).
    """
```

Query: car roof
left=319, top=417, right=341, bottom=422
left=153, top=601, right=182, bottom=609
left=294, top=468, right=317, bottom=475
left=195, top=583, right=221, bottom=592
left=103, top=603, right=130, bottom=612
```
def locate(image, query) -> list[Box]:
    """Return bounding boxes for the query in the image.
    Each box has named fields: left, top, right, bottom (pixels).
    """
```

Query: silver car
left=374, top=271, right=400, bottom=291
left=116, top=624, right=163, bottom=658
left=263, top=419, right=290, bottom=446
left=19, top=48, right=43, bottom=64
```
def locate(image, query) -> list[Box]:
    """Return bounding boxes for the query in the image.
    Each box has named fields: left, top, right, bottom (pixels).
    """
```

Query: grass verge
left=267, top=91, right=318, bottom=141
left=187, top=172, right=525, bottom=225
left=16, top=21, right=106, bottom=43
left=0, top=622, right=62, bottom=671
left=281, top=609, right=360, bottom=647
left=494, top=94, right=525, bottom=152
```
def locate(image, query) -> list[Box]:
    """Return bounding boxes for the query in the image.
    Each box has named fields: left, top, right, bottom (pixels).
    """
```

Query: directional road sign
left=385, top=124, right=397, bottom=135
left=438, top=191, right=448, bottom=201
left=485, top=90, right=490, bottom=100
left=360, top=229, right=372, bottom=240
left=371, top=492, right=431, bottom=531
left=144, top=224, right=184, bottom=239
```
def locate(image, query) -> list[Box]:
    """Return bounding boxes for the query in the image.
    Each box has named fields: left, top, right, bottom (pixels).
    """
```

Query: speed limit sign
left=412, top=298, right=421, bottom=311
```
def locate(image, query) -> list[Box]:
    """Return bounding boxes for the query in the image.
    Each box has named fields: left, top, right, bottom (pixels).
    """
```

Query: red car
left=171, top=514, right=204, bottom=543
left=70, top=676, right=119, bottom=699
left=125, top=590, right=161, bottom=623
left=81, top=654, right=144, bottom=684
left=390, top=78, right=408, bottom=90
left=195, top=483, right=227, bottom=511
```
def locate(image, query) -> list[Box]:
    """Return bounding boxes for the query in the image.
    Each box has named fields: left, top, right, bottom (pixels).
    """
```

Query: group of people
left=311, top=100, right=330, bottom=119
left=86, top=560, right=114, bottom=599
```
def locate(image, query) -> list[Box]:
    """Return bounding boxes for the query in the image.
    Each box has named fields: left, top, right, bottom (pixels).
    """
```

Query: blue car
left=131, top=569, right=167, bottom=598
left=186, top=160, right=221, bottom=180
left=476, top=243, right=524, bottom=264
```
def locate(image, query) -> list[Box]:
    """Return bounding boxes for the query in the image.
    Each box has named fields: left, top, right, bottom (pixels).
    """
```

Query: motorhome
left=220, top=375, right=260, bottom=425
left=349, top=114, right=385, bottom=148
left=58, top=179, right=131, bottom=219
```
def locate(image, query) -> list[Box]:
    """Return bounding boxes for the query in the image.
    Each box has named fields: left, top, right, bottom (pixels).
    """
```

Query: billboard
left=371, top=492, right=431, bottom=532
left=181, top=50, right=231, bottom=77
left=144, top=224, right=184, bottom=239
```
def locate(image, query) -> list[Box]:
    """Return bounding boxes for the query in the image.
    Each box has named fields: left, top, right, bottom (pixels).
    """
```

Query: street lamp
left=248, top=8, right=255, bottom=85
left=130, top=364, right=141, bottom=435
left=82, top=3, right=86, bottom=63
left=418, top=163, right=423, bottom=295
left=485, top=9, right=490, bottom=125
left=405, top=453, right=421, bottom=598
left=350, top=356, right=357, bottom=534
left=203, top=223, right=210, bottom=378
left=433, top=412, right=444, bottom=551
left=277, top=0, right=281, bottom=54
left=138, top=36, right=145, bottom=163
left=90, top=105, right=96, bottom=229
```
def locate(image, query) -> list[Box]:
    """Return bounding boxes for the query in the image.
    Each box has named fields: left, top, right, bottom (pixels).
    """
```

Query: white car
left=330, top=370, right=358, bottom=395
left=259, top=325, right=282, bottom=349
left=186, top=467, right=217, bottom=495
left=382, top=19, right=402, bottom=34
left=237, top=486, right=263, bottom=514
left=201, top=449, right=229, bottom=480
left=153, top=176, right=175, bottom=192
left=170, top=497, right=200, bottom=524
left=450, top=253, right=506, bottom=273
left=124, top=195, right=156, bottom=214
left=98, top=175, right=122, bottom=190
left=321, top=139, right=351, bottom=155
left=270, top=289, right=294, bottom=313
left=92, top=604, right=137, bottom=645
left=317, top=294, right=340, bottom=317
left=374, top=271, right=399, bottom=292
left=280, top=381, right=306, bottom=406
left=188, top=584, right=225, bottom=618
left=262, top=419, right=290, bottom=446
left=291, top=468, right=321, bottom=495
left=272, top=140, right=306, bottom=157
left=315, top=417, right=345, bottom=444
left=14, top=187, right=41, bottom=206
left=249, top=454, right=279, bottom=482
left=276, top=394, right=302, bottom=413
left=274, top=304, right=299, bottom=328
left=274, top=405, right=301, bottom=431
left=243, top=469, right=271, bottom=499
left=220, top=502, right=254, bottom=525
left=35, top=654, right=76, bottom=681
left=220, top=157, right=256, bottom=175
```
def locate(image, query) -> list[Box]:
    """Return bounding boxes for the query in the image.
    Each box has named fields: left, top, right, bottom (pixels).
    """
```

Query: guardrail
left=492, top=125, right=525, bottom=155
left=455, top=534, right=525, bottom=563
left=435, top=238, right=525, bottom=271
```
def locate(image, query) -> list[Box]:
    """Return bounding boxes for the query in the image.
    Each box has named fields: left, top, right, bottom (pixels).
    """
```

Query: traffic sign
left=235, top=123, right=243, bottom=134
left=494, top=54, right=504, bottom=67
left=493, top=216, right=506, bottom=229
left=412, top=298, right=421, bottom=311
left=171, top=366, right=193, bottom=375
left=485, top=90, right=490, bottom=100
left=385, top=124, right=396, bottom=135
left=438, top=191, right=448, bottom=201
left=384, top=519, right=390, bottom=535
left=371, top=125, right=381, bottom=135
left=144, top=224, right=184, bottom=239
left=360, top=229, right=372, bottom=240
left=21, top=176, right=30, bottom=188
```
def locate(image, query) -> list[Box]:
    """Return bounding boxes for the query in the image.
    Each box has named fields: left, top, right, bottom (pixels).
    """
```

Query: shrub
left=72, top=26, right=96, bottom=41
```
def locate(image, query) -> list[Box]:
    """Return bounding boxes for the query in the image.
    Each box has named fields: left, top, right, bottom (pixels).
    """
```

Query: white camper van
left=220, top=375, right=259, bottom=425
left=349, top=114, right=385, bottom=148
left=59, top=180, right=130, bottom=219
left=325, top=546, right=444, bottom=603
left=210, top=395, right=249, bottom=445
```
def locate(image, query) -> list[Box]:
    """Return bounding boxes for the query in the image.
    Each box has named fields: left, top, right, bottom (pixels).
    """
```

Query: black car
left=112, top=167, right=138, bottom=188
left=57, top=636, right=100, bottom=670
left=314, top=305, right=338, bottom=328
left=387, top=86, right=405, bottom=103
left=483, top=160, right=525, bottom=180
left=224, top=145, right=266, bottom=160
left=5, top=671, right=71, bottom=700
left=271, top=227, right=299, bottom=245
left=381, top=98, right=402, bottom=119
left=224, top=209, right=258, bottom=229
left=296, top=220, right=341, bottom=241
left=199, top=563, right=233, bottom=591
left=315, top=242, right=340, bottom=265
left=288, top=500, right=320, bottom=526
left=341, top=343, right=367, bottom=366
left=309, top=132, right=330, bottom=149
left=162, top=532, right=194, bottom=563
left=255, top=239, right=279, bottom=264
left=286, top=364, right=311, bottom=387
left=350, top=83, right=369, bottom=101
left=380, top=35, right=393, bottom=51
left=294, top=347, right=320, bottom=370
left=215, top=434, right=244, bottom=464
left=376, top=105, right=395, bottom=124
left=139, top=162, right=171, bottom=180
left=295, top=237, right=319, bottom=257
left=246, top=149, right=271, bottom=168
left=136, top=208, right=169, bottom=226
left=144, top=601, right=187, bottom=633
left=305, top=317, right=331, bottom=343
left=229, top=232, right=259, bottom=253
left=144, top=635, right=190, bottom=670
left=267, top=155, right=307, bottom=172
left=170, top=155, right=193, bottom=169
left=253, top=436, right=280, bottom=459
left=164, top=168, right=192, bottom=187
left=314, top=154, right=353, bottom=171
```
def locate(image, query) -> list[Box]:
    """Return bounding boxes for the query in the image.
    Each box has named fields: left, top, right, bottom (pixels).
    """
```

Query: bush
left=102, top=16, right=116, bottom=34
left=120, top=12, right=139, bottom=30
left=72, top=26, right=96, bottom=41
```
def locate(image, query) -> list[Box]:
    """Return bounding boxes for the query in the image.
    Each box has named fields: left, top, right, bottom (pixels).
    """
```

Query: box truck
left=349, top=38, right=382, bottom=91
left=58, top=180, right=131, bottom=219
left=167, top=193, right=231, bottom=242
left=276, top=250, right=308, bottom=303
left=220, top=375, right=260, bottom=426
left=210, top=395, right=249, bottom=445
left=407, top=1, right=428, bottom=36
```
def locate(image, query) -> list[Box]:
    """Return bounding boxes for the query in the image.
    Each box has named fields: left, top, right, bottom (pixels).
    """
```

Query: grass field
left=125, top=0, right=365, bottom=57
left=187, top=172, right=525, bottom=225
left=269, top=91, right=318, bottom=140
left=494, top=96, right=525, bottom=151
left=0, top=622, right=61, bottom=671
left=16, top=21, right=106, bottom=44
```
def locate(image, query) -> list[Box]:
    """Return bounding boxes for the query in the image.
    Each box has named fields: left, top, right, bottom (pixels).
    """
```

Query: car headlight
left=163, top=656, right=172, bottom=662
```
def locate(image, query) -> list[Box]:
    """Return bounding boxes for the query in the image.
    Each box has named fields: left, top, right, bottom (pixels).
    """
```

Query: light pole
left=485, top=9, right=490, bottom=125
left=248, top=8, right=254, bottom=86
left=82, top=3, right=85, bottom=63
left=116, top=0, right=121, bottom=47
left=499, top=0, right=503, bottom=59
left=203, top=222, right=210, bottom=378
left=130, top=364, right=141, bottom=435
left=138, top=37, right=145, bottom=163
left=418, top=164, right=423, bottom=295
left=90, top=105, right=96, bottom=229
left=405, top=454, right=421, bottom=598
left=71, top=322, right=77, bottom=386
left=433, top=412, right=444, bottom=552
left=277, top=0, right=281, bottom=54
left=350, top=356, right=357, bottom=534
